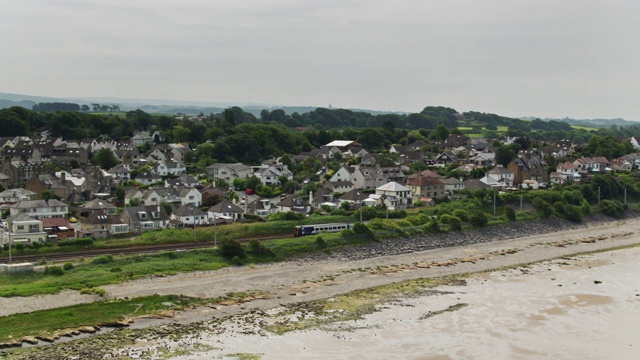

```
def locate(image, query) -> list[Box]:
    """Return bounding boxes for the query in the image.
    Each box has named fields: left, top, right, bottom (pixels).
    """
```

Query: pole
left=493, top=191, right=496, bottom=216
left=624, top=187, right=627, bottom=205
left=214, top=214, right=217, bottom=248
left=520, top=195, right=523, bottom=211
left=7, top=219, right=11, bottom=264
left=598, top=186, right=601, bottom=205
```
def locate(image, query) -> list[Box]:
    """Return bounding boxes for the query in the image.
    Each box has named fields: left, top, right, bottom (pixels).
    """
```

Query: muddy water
left=178, top=248, right=640, bottom=360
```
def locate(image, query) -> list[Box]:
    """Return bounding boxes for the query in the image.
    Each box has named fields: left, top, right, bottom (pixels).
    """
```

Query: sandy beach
left=3, top=216, right=640, bottom=359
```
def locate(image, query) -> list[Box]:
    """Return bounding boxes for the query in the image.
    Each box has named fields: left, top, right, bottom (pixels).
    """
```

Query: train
left=293, top=223, right=353, bottom=237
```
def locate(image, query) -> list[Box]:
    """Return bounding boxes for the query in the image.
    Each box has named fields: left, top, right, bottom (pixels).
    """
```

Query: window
left=29, top=224, right=38, bottom=230
left=17, top=225, right=24, bottom=230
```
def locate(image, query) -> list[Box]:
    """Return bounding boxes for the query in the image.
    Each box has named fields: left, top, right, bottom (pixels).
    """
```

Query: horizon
left=1, top=1, right=638, bottom=120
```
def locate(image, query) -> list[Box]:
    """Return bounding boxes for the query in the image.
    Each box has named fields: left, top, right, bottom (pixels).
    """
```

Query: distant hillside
left=521, top=116, right=639, bottom=128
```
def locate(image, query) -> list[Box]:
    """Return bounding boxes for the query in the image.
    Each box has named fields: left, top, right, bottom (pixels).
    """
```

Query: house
left=135, top=170, right=162, bottom=185
left=406, top=176, right=446, bottom=200
left=165, top=173, right=200, bottom=188
left=507, top=150, right=549, bottom=186
left=375, top=182, right=413, bottom=209
left=324, top=181, right=354, bottom=193
left=154, top=160, right=186, bottom=176
left=201, top=186, right=227, bottom=206
left=439, top=177, right=465, bottom=194
left=573, top=157, right=610, bottom=174
left=114, top=145, right=142, bottom=167
left=9, top=199, right=69, bottom=220
left=556, top=161, right=581, bottom=183
left=107, top=164, right=131, bottom=184
left=41, top=217, right=75, bottom=241
left=121, top=205, right=170, bottom=233
left=2, top=213, right=47, bottom=245
left=338, top=188, right=369, bottom=207
left=170, top=204, right=208, bottom=227
left=206, top=163, right=251, bottom=184
left=434, top=152, right=460, bottom=168
left=275, top=195, right=311, bottom=215
left=0, top=188, right=38, bottom=204
left=79, top=198, right=118, bottom=216
left=0, top=155, right=48, bottom=187
left=50, top=145, right=90, bottom=166
left=208, top=199, right=244, bottom=222
left=486, top=166, right=515, bottom=187
left=462, top=179, right=492, bottom=190
left=246, top=198, right=276, bottom=217
left=252, top=164, right=293, bottom=186
left=76, top=210, right=129, bottom=239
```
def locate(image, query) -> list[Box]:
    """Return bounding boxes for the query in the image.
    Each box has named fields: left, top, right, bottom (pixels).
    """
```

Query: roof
left=325, top=140, right=357, bottom=148
left=208, top=199, right=244, bottom=214
left=173, top=204, right=206, bottom=217
left=6, top=212, right=38, bottom=222
left=10, top=199, right=68, bottom=209
left=376, top=182, right=410, bottom=192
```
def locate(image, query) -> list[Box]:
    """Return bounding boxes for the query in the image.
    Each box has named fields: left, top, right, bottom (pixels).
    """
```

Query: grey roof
left=10, top=199, right=68, bottom=209
left=208, top=199, right=244, bottom=214
left=173, top=204, right=206, bottom=216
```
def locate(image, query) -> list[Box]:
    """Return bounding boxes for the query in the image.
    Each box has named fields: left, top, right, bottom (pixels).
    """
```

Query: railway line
left=0, top=234, right=292, bottom=264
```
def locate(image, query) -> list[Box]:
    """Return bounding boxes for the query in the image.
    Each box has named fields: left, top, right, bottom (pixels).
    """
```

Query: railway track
left=0, top=234, right=292, bottom=264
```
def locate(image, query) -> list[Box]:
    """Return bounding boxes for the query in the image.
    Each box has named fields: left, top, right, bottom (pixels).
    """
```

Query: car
left=69, top=217, right=77, bottom=223
left=245, top=189, right=254, bottom=195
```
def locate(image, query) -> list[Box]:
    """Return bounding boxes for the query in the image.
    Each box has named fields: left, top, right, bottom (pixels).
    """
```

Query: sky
left=1, top=0, right=639, bottom=120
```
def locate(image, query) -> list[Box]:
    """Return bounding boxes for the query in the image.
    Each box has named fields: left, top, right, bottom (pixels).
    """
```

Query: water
left=174, top=247, right=640, bottom=360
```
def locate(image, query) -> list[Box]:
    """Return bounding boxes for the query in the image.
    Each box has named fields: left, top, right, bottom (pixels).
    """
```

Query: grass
left=0, top=294, right=211, bottom=342
left=0, top=231, right=374, bottom=297
left=263, top=276, right=466, bottom=335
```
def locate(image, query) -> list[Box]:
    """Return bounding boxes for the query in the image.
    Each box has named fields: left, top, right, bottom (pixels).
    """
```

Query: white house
left=375, top=182, right=413, bottom=209
left=2, top=213, right=47, bottom=245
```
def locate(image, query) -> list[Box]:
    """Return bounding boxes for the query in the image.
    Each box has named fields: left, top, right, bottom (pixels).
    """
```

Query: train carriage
left=293, top=223, right=353, bottom=237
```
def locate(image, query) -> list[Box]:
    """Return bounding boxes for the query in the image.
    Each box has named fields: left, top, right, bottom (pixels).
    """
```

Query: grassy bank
left=0, top=294, right=221, bottom=343
left=0, top=232, right=370, bottom=297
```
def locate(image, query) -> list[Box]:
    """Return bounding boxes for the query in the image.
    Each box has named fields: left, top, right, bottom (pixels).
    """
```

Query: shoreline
left=2, top=215, right=640, bottom=357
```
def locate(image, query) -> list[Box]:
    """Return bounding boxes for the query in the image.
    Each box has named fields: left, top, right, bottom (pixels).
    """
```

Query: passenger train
left=293, top=223, right=353, bottom=237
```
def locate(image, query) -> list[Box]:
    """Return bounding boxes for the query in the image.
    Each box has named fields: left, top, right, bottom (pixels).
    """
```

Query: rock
left=594, top=280, right=602, bottom=284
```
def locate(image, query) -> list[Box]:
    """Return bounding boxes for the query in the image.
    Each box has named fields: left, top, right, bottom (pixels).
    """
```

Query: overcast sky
left=1, top=0, right=638, bottom=119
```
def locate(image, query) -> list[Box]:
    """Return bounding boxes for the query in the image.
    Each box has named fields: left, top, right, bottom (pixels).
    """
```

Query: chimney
left=61, top=171, right=66, bottom=182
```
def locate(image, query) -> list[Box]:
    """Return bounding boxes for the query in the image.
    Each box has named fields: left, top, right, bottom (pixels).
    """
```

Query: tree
left=41, top=190, right=60, bottom=201
left=128, top=197, right=142, bottom=206
left=219, top=239, right=246, bottom=258
left=92, top=148, right=119, bottom=170
left=504, top=206, right=516, bottom=221
left=469, top=211, right=488, bottom=228
left=115, top=186, right=126, bottom=203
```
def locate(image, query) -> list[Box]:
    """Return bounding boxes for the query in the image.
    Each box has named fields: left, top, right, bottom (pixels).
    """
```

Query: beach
left=4, top=216, right=640, bottom=359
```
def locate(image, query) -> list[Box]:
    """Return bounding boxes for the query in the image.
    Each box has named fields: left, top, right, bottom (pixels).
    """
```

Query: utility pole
left=520, top=195, right=523, bottom=211
left=598, top=186, right=601, bottom=205
left=214, top=214, right=217, bottom=248
left=493, top=191, right=496, bottom=216
left=7, top=219, right=11, bottom=264
left=624, top=187, right=627, bottom=205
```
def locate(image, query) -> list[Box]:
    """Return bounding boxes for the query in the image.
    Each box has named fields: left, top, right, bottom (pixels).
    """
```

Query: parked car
left=245, top=189, right=254, bottom=195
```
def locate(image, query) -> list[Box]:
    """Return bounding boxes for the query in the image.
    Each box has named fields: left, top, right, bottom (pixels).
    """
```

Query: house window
left=189, top=196, right=194, bottom=200
left=17, top=225, right=24, bottom=230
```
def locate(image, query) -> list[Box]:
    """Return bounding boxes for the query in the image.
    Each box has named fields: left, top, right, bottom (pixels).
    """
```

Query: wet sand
left=154, top=246, right=640, bottom=360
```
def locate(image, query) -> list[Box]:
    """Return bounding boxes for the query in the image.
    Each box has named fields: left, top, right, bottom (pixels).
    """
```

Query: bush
left=14, top=243, right=25, bottom=251
left=504, top=206, right=516, bottom=222
left=452, top=210, right=469, bottom=222
left=469, top=211, right=488, bottom=228
left=58, top=237, right=94, bottom=247
left=340, top=228, right=355, bottom=237
left=231, top=256, right=243, bottom=266
left=599, top=199, right=626, bottom=218
left=220, top=239, right=246, bottom=258
left=269, top=211, right=304, bottom=221
left=62, top=262, right=74, bottom=271
left=443, top=215, right=462, bottom=231
left=425, top=220, right=441, bottom=233
left=248, top=239, right=273, bottom=256
left=352, top=222, right=369, bottom=234
left=315, top=236, right=327, bottom=249
left=563, top=204, right=583, bottom=223
left=532, top=197, right=554, bottom=218
left=91, top=254, right=114, bottom=265
left=44, top=266, right=65, bottom=276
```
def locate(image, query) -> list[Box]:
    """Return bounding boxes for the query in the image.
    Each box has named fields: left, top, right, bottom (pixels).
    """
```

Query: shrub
left=452, top=210, right=469, bottom=222
left=110, top=267, right=122, bottom=272
left=445, top=216, right=462, bottom=231
left=599, top=199, right=626, bottom=218
left=532, top=198, right=553, bottom=218
left=220, top=239, right=246, bottom=258
left=58, top=237, right=94, bottom=247
left=231, top=256, right=243, bottom=266
left=352, top=222, right=369, bottom=234
left=36, top=258, right=47, bottom=266
left=469, top=211, right=488, bottom=228
left=504, top=206, right=516, bottom=222
left=91, top=254, right=114, bottom=265
left=563, top=204, right=583, bottom=223
left=269, top=211, right=304, bottom=221
left=14, top=242, right=25, bottom=251
left=249, top=239, right=274, bottom=256
left=340, top=228, right=355, bottom=237
left=62, top=262, right=74, bottom=271
left=315, top=236, right=327, bottom=249
left=425, top=220, right=441, bottom=233
left=44, top=266, right=65, bottom=276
